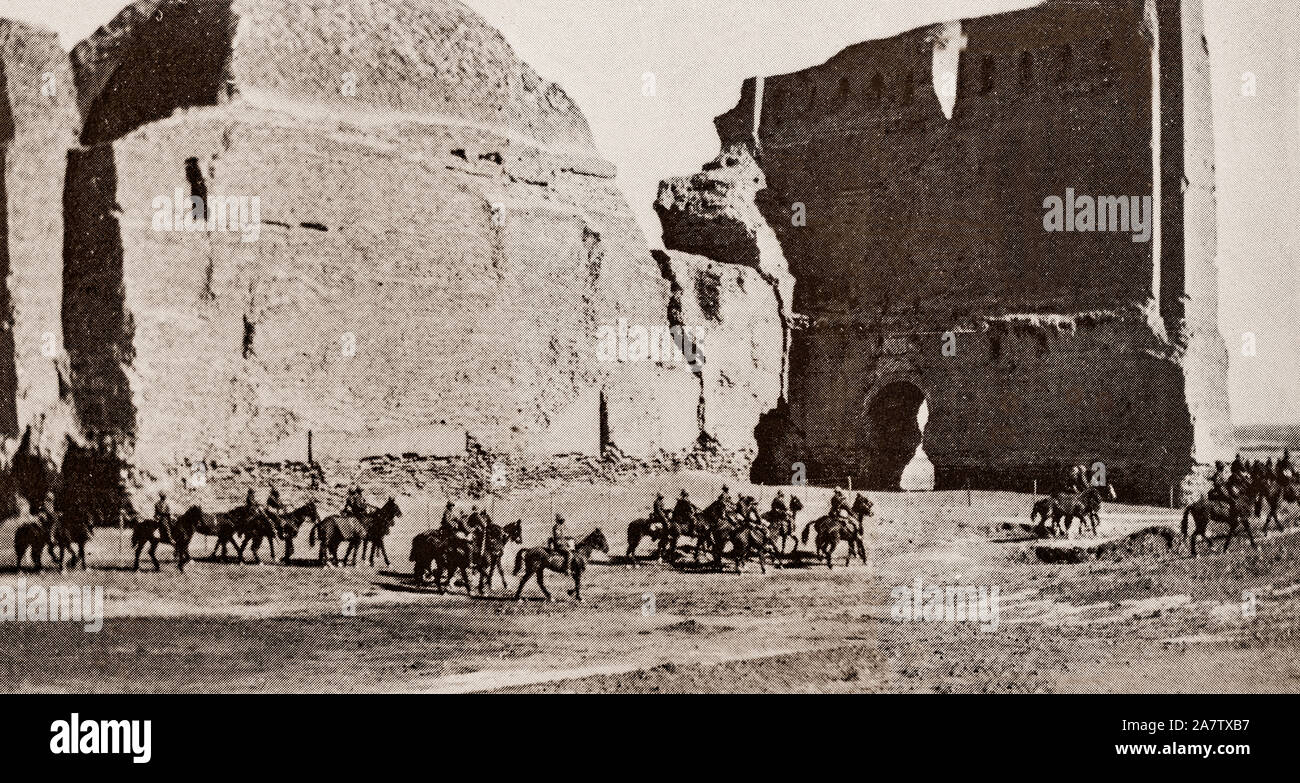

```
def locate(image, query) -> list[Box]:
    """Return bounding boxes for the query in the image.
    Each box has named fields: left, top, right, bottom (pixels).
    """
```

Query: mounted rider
left=1230, top=454, right=1246, bottom=479
left=1279, top=449, right=1294, bottom=482
left=153, top=490, right=173, bottom=541
left=1208, top=461, right=1232, bottom=505
left=440, top=500, right=457, bottom=531
left=342, top=485, right=367, bottom=518
left=650, top=492, right=669, bottom=531
left=717, top=485, right=734, bottom=515
left=829, top=487, right=848, bottom=519
left=266, top=484, right=285, bottom=517
left=241, top=487, right=265, bottom=527
left=672, top=490, right=694, bottom=529
left=771, top=490, right=788, bottom=521
left=548, top=514, right=575, bottom=570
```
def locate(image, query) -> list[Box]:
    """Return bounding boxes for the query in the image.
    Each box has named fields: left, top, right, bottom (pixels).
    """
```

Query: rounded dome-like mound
left=74, top=0, right=598, bottom=152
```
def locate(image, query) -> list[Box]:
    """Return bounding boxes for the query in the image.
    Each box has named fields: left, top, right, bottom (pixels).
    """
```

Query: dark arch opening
left=864, top=381, right=927, bottom=490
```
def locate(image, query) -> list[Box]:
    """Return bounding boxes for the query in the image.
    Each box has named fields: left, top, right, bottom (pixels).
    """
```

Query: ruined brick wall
left=662, top=0, right=1232, bottom=503
left=56, top=0, right=736, bottom=512
left=0, top=21, right=80, bottom=508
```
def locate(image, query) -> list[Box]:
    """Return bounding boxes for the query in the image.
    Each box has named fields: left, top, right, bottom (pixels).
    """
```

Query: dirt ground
left=2, top=471, right=1298, bottom=693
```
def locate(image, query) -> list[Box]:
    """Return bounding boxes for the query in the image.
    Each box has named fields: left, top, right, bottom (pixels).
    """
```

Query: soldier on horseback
left=1208, top=461, right=1231, bottom=504
left=771, top=490, right=788, bottom=521
left=717, top=485, right=733, bottom=515
left=651, top=492, right=669, bottom=529
left=153, top=490, right=173, bottom=541
left=829, top=487, right=848, bottom=519
left=1279, top=450, right=1294, bottom=480
left=266, top=484, right=285, bottom=517
left=548, top=514, right=575, bottom=571
left=673, top=490, right=694, bottom=523
left=440, top=500, right=457, bottom=531
left=342, top=485, right=367, bottom=518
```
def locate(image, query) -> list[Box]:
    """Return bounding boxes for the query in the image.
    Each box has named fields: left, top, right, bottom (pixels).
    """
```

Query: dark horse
left=474, top=519, right=523, bottom=593
left=514, top=528, right=609, bottom=602
left=1048, top=485, right=1115, bottom=538
left=625, top=515, right=674, bottom=563
left=48, top=507, right=96, bottom=571
left=1183, top=491, right=1257, bottom=557
left=710, top=501, right=777, bottom=574
left=800, top=513, right=866, bottom=570
left=314, top=498, right=401, bottom=566
left=12, top=499, right=50, bottom=572
left=362, top=498, right=402, bottom=567
left=761, top=495, right=804, bottom=557
left=271, top=501, right=321, bottom=562
left=1252, top=472, right=1298, bottom=534
left=131, top=509, right=198, bottom=572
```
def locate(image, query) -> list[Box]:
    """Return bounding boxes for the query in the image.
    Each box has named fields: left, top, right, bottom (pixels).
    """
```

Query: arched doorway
left=864, top=381, right=933, bottom=490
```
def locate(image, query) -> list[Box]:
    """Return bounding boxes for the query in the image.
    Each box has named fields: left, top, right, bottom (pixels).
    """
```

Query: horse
left=474, top=519, right=523, bottom=593
left=178, top=505, right=242, bottom=561
left=12, top=497, right=50, bottom=572
left=1251, top=472, right=1297, bottom=534
left=513, top=528, right=609, bottom=602
left=1052, top=485, right=1114, bottom=538
left=1182, top=491, right=1257, bottom=557
left=48, top=507, right=96, bottom=571
left=360, top=498, right=402, bottom=567
left=233, top=505, right=279, bottom=564
left=311, top=514, right=367, bottom=567
left=847, top=493, right=873, bottom=559
left=1030, top=497, right=1058, bottom=537
left=430, top=526, right=475, bottom=596
left=710, top=504, right=777, bottom=574
left=800, top=513, right=866, bottom=569
left=625, top=515, right=674, bottom=563
left=271, top=501, right=321, bottom=563
left=131, top=508, right=197, bottom=572
left=761, top=495, right=803, bottom=557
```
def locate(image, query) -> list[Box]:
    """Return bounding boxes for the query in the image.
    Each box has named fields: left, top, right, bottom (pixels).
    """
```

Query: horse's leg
left=1242, top=515, right=1258, bottom=550
left=537, top=566, right=552, bottom=601
left=1221, top=517, right=1236, bottom=553
left=572, top=568, right=582, bottom=602
left=133, top=541, right=144, bottom=571
left=460, top=565, right=473, bottom=597
left=149, top=541, right=161, bottom=571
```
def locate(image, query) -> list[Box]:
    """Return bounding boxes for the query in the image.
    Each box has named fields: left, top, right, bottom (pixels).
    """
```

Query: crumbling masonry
left=0, top=0, right=1231, bottom=513
left=658, top=0, right=1232, bottom=503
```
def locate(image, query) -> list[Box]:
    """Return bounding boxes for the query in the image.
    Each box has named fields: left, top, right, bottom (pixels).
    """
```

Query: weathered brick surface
left=0, top=20, right=79, bottom=493
left=59, top=0, right=734, bottom=512
left=662, top=0, right=1232, bottom=503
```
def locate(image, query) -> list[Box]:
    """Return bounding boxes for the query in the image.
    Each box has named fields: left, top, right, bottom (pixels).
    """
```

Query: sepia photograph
left=0, top=0, right=1296, bottom=743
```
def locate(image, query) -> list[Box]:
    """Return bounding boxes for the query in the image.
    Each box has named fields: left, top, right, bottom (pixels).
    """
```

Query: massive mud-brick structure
left=658, top=0, right=1232, bottom=503
left=2, top=0, right=785, bottom=513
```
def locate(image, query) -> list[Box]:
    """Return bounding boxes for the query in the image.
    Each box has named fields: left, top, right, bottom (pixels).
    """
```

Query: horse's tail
left=1181, top=504, right=1192, bottom=538
left=513, top=548, right=526, bottom=576
left=309, top=521, right=320, bottom=546
left=801, top=520, right=815, bottom=544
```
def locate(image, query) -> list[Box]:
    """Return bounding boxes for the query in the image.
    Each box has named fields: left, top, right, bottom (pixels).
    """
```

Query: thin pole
left=847, top=476, right=852, bottom=492
left=1033, top=479, right=1038, bottom=497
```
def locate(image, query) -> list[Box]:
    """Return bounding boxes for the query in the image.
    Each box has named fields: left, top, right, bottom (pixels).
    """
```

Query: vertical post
left=847, top=476, right=853, bottom=492
left=307, top=429, right=313, bottom=464
left=1169, top=485, right=1174, bottom=509
left=1033, top=479, right=1038, bottom=497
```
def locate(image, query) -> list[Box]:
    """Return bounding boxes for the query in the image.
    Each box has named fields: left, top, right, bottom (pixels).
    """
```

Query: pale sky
left=3, top=0, right=1297, bottom=424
